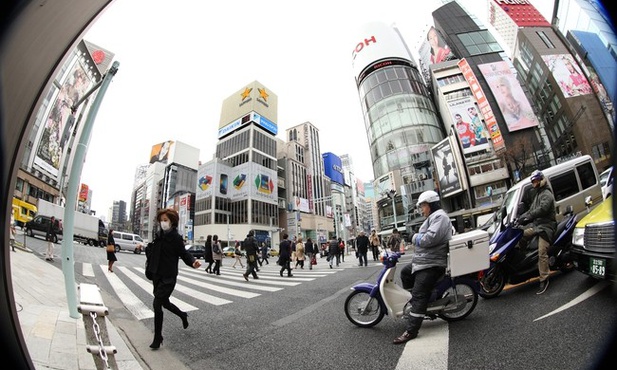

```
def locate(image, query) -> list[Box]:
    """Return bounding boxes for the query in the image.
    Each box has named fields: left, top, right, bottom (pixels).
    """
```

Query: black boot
left=149, top=335, right=163, bottom=349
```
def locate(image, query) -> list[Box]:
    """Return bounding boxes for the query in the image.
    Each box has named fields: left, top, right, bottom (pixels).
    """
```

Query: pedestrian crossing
left=78, top=260, right=361, bottom=321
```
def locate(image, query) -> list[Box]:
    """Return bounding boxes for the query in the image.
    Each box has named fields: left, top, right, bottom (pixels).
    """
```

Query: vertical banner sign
left=458, top=59, right=505, bottom=151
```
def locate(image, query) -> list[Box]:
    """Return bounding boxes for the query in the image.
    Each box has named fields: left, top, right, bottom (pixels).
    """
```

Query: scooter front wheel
left=344, top=291, right=384, bottom=328
left=479, top=268, right=506, bottom=299
left=438, top=282, right=478, bottom=322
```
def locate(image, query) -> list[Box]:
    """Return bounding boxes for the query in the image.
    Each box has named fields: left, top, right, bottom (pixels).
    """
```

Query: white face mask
left=160, top=221, right=171, bottom=231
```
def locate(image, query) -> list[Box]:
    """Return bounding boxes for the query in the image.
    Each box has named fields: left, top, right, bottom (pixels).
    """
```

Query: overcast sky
left=81, top=0, right=553, bottom=219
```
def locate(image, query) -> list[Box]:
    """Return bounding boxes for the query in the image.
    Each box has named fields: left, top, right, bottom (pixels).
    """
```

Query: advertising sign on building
left=78, top=183, right=89, bottom=202
left=351, top=22, right=414, bottom=80
left=447, top=96, right=491, bottom=155
left=34, top=62, right=92, bottom=179
left=323, top=152, right=345, bottom=186
left=218, top=80, right=278, bottom=129
left=293, top=196, right=310, bottom=213
left=541, top=54, right=592, bottom=98
left=431, top=138, right=463, bottom=198
left=418, top=25, right=457, bottom=84
left=149, top=140, right=174, bottom=164
left=477, top=60, right=539, bottom=132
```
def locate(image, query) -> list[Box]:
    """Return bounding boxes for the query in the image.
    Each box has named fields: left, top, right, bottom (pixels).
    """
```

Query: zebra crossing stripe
left=119, top=266, right=197, bottom=313
left=135, top=267, right=232, bottom=306
left=82, top=262, right=95, bottom=277
left=175, top=274, right=261, bottom=298
left=100, top=265, right=154, bottom=320
left=181, top=269, right=283, bottom=292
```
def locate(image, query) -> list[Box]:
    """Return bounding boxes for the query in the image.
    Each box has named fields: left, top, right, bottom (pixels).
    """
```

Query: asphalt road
left=15, top=230, right=617, bottom=370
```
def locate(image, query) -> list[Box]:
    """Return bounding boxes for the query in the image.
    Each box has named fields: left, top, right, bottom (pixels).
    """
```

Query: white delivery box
left=448, top=229, right=490, bottom=277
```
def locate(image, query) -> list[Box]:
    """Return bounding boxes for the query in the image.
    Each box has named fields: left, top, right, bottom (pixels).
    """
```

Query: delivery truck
left=34, top=199, right=107, bottom=246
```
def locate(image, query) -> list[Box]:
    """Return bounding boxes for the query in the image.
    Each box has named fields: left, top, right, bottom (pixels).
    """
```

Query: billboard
left=418, top=26, right=457, bottom=85
left=447, top=96, right=491, bottom=155
left=293, top=196, right=310, bottom=213
left=477, top=60, right=539, bottom=132
left=542, top=54, right=592, bottom=98
left=78, top=183, right=89, bottom=202
left=351, top=22, right=414, bottom=80
left=323, top=152, right=345, bottom=186
left=150, top=140, right=174, bottom=164
left=34, top=62, right=91, bottom=179
left=431, top=138, right=463, bottom=198
left=196, top=161, right=277, bottom=205
left=219, top=80, right=278, bottom=129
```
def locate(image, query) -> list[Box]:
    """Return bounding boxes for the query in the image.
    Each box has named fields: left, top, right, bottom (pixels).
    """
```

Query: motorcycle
left=479, top=204, right=577, bottom=298
left=344, top=251, right=479, bottom=328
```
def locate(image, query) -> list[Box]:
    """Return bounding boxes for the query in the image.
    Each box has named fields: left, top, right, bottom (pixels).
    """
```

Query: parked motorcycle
left=344, top=251, right=479, bottom=328
left=479, top=204, right=577, bottom=299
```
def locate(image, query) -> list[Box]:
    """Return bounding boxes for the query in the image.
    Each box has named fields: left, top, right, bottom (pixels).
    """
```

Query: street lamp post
left=387, top=190, right=397, bottom=230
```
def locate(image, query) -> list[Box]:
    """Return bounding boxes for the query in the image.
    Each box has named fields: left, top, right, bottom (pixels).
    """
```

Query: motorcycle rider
left=517, top=169, right=557, bottom=295
left=393, top=190, right=451, bottom=345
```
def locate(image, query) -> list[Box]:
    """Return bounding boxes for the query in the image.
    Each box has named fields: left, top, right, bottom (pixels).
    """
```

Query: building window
left=457, top=30, right=503, bottom=56
left=536, top=31, right=555, bottom=49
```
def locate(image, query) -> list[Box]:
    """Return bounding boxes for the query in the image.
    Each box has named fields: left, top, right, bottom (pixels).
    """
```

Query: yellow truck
left=11, top=197, right=37, bottom=228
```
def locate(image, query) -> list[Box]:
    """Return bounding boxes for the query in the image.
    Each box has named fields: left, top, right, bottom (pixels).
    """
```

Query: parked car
left=571, top=196, right=615, bottom=282
left=267, top=247, right=279, bottom=257
left=24, top=215, right=63, bottom=243
left=599, top=166, right=613, bottom=200
left=185, top=244, right=205, bottom=259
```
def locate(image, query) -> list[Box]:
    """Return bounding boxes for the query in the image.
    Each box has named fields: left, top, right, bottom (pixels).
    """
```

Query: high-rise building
left=352, top=22, right=444, bottom=236
left=194, top=81, right=279, bottom=247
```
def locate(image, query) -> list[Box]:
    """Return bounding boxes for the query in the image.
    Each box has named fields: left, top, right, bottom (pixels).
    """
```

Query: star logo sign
left=258, top=88, right=269, bottom=101
left=241, top=87, right=253, bottom=101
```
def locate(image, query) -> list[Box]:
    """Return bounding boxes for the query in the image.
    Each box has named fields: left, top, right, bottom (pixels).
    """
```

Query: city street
left=14, top=230, right=617, bottom=370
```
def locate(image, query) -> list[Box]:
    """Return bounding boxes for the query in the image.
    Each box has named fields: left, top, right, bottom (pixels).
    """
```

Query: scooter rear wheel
left=344, top=291, right=384, bottom=328
left=438, top=282, right=478, bottom=322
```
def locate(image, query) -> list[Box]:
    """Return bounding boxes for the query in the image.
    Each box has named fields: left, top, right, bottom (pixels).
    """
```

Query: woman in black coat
left=145, top=208, right=201, bottom=349
left=203, top=235, right=214, bottom=273
left=278, top=233, right=293, bottom=277
left=107, top=229, right=117, bottom=272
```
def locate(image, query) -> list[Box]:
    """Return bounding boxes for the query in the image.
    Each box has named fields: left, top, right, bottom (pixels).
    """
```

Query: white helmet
left=417, top=190, right=440, bottom=205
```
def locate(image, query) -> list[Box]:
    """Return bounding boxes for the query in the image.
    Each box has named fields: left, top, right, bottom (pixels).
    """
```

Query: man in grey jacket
left=393, top=190, right=452, bottom=345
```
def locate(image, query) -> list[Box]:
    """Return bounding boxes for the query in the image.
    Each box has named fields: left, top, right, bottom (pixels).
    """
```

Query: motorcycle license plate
left=589, top=257, right=606, bottom=279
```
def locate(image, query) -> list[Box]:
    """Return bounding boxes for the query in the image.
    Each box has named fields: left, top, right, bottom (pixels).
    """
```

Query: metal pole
left=392, top=194, right=397, bottom=230
left=61, top=61, right=119, bottom=318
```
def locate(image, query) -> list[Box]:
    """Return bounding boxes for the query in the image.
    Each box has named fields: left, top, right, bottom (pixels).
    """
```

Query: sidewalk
left=9, top=242, right=192, bottom=370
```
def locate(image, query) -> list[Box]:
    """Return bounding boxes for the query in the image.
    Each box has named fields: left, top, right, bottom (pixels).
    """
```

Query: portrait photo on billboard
left=418, top=26, right=457, bottom=84
left=447, top=97, right=491, bottom=155
left=34, top=63, right=91, bottom=178
left=542, top=54, right=592, bottom=98
left=431, top=139, right=461, bottom=198
left=478, top=61, right=539, bottom=132
left=149, top=140, right=174, bottom=164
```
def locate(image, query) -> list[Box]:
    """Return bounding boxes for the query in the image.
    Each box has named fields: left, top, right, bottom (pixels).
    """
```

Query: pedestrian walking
left=203, top=235, right=214, bottom=273
left=212, top=235, right=222, bottom=275
left=305, top=237, right=315, bottom=270
left=338, top=238, right=345, bottom=262
left=278, top=233, right=293, bottom=277
left=10, top=214, right=17, bottom=252
left=144, top=208, right=201, bottom=349
left=45, top=216, right=57, bottom=261
left=328, top=237, right=340, bottom=268
left=232, top=241, right=244, bottom=268
left=369, top=230, right=380, bottom=261
left=260, top=242, right=270, bottom=265
left=107, top=228, right=117, bottom=272
left=242, top=230, right=259, bottom=281
left=356, top=231, right=369, bottom=267
left=295, top=236, right=305, bottom=269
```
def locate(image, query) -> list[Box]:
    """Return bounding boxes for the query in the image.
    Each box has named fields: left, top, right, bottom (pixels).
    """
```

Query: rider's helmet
left=530, top=170, right=544, bottom=182
left=417, top=190, right=440, bottom=206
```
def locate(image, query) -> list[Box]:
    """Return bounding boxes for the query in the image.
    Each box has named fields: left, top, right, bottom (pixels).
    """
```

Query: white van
left=112, top=231, right=144, bottom=254
left=496, top=155, right=602, bottom=224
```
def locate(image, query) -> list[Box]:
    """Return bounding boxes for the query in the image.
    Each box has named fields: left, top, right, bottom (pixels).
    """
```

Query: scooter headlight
left=489, top=242, right=497, bottom=253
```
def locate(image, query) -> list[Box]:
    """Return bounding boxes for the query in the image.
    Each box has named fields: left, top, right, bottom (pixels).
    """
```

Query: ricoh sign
left=351, top=22, right=413, bottom=80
